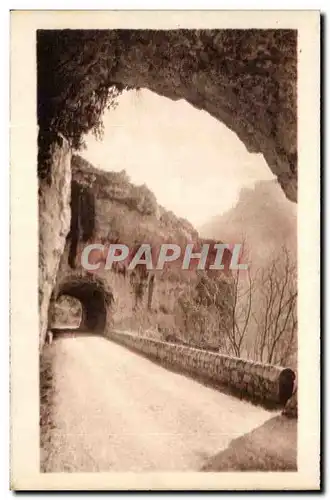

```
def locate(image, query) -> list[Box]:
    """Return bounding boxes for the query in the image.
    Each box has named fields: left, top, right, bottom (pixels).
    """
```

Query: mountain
left=199, top=180, right=297, bottom=269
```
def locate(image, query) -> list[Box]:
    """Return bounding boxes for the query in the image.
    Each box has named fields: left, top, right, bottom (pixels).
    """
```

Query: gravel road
left=44, top=335, right=273, bottom=472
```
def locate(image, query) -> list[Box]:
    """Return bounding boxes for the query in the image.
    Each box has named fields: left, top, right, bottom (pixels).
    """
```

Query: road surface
left=43, top=334, right=274, bottom=472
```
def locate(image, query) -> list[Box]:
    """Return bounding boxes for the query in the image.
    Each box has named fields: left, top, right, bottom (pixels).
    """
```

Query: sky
left=82, top=89, right=274, bottom=228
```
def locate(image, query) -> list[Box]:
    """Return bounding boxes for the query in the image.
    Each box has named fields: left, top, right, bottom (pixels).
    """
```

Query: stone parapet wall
left=108, top=330, right=296, bottom=409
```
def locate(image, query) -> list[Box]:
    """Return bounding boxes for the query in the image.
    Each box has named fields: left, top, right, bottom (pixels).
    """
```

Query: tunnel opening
left=54, top=275, right=114, bottom=334
left=52, top=295, right=82, bottom=329
left=278, top=368, right=296, bottom=406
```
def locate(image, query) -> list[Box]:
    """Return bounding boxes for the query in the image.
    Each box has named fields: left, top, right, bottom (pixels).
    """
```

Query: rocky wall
left=38, top=135, right=72, bottom=348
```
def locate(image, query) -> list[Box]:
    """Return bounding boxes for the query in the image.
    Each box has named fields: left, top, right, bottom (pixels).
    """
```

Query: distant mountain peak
left=199, top=180, right=296, bottom=268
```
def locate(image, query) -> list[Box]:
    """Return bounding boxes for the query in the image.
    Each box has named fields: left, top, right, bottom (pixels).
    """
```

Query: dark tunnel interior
left=56, top=278, right=112, bottom=333
left=278, top=368, right=296, bottom=406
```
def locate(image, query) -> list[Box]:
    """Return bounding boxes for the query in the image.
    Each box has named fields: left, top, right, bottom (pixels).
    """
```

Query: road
left=43, top=334, right=273, bottom=472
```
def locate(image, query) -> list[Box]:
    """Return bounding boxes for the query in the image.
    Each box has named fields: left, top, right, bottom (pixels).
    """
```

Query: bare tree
left=175, top=241, right=297, bottom=366
left=253, top=246, right=297, bottom=365
left=218, top=241, right=297, bottom=365
left=225, top=265, right=256, bottom=357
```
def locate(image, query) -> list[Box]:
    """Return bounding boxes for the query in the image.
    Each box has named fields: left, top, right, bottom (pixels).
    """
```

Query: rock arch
left=38, top=29, right=297, bottom=201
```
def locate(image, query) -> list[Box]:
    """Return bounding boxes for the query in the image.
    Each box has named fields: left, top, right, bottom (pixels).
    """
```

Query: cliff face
left=50, top=155, right=232, bottom=351
left=70, top=154, right=199, bottom=248
left=38, top=134, right=72, bottom=347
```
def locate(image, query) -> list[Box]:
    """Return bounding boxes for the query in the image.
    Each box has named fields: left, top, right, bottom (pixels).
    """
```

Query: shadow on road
left=200, top=414, right=297, bottom=472
left=50, top=327, right=104, bottom=339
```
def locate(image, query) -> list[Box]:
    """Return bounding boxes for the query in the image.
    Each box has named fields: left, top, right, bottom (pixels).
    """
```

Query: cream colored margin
left=10, top=10, right=320, bottom=491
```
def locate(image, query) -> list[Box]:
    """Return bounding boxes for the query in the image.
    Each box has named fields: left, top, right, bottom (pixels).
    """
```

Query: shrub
left=37, top=30, right=134, bottom=157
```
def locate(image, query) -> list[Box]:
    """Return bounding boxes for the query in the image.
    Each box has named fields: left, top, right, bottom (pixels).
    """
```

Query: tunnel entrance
left=52, top=295, right=82, bottom=329
left=53, top=274, right=113, bottom=333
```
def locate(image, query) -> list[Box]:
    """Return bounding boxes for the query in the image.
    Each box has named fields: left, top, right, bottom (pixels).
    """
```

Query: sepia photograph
left=10, top=10, right=320, bottom=491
